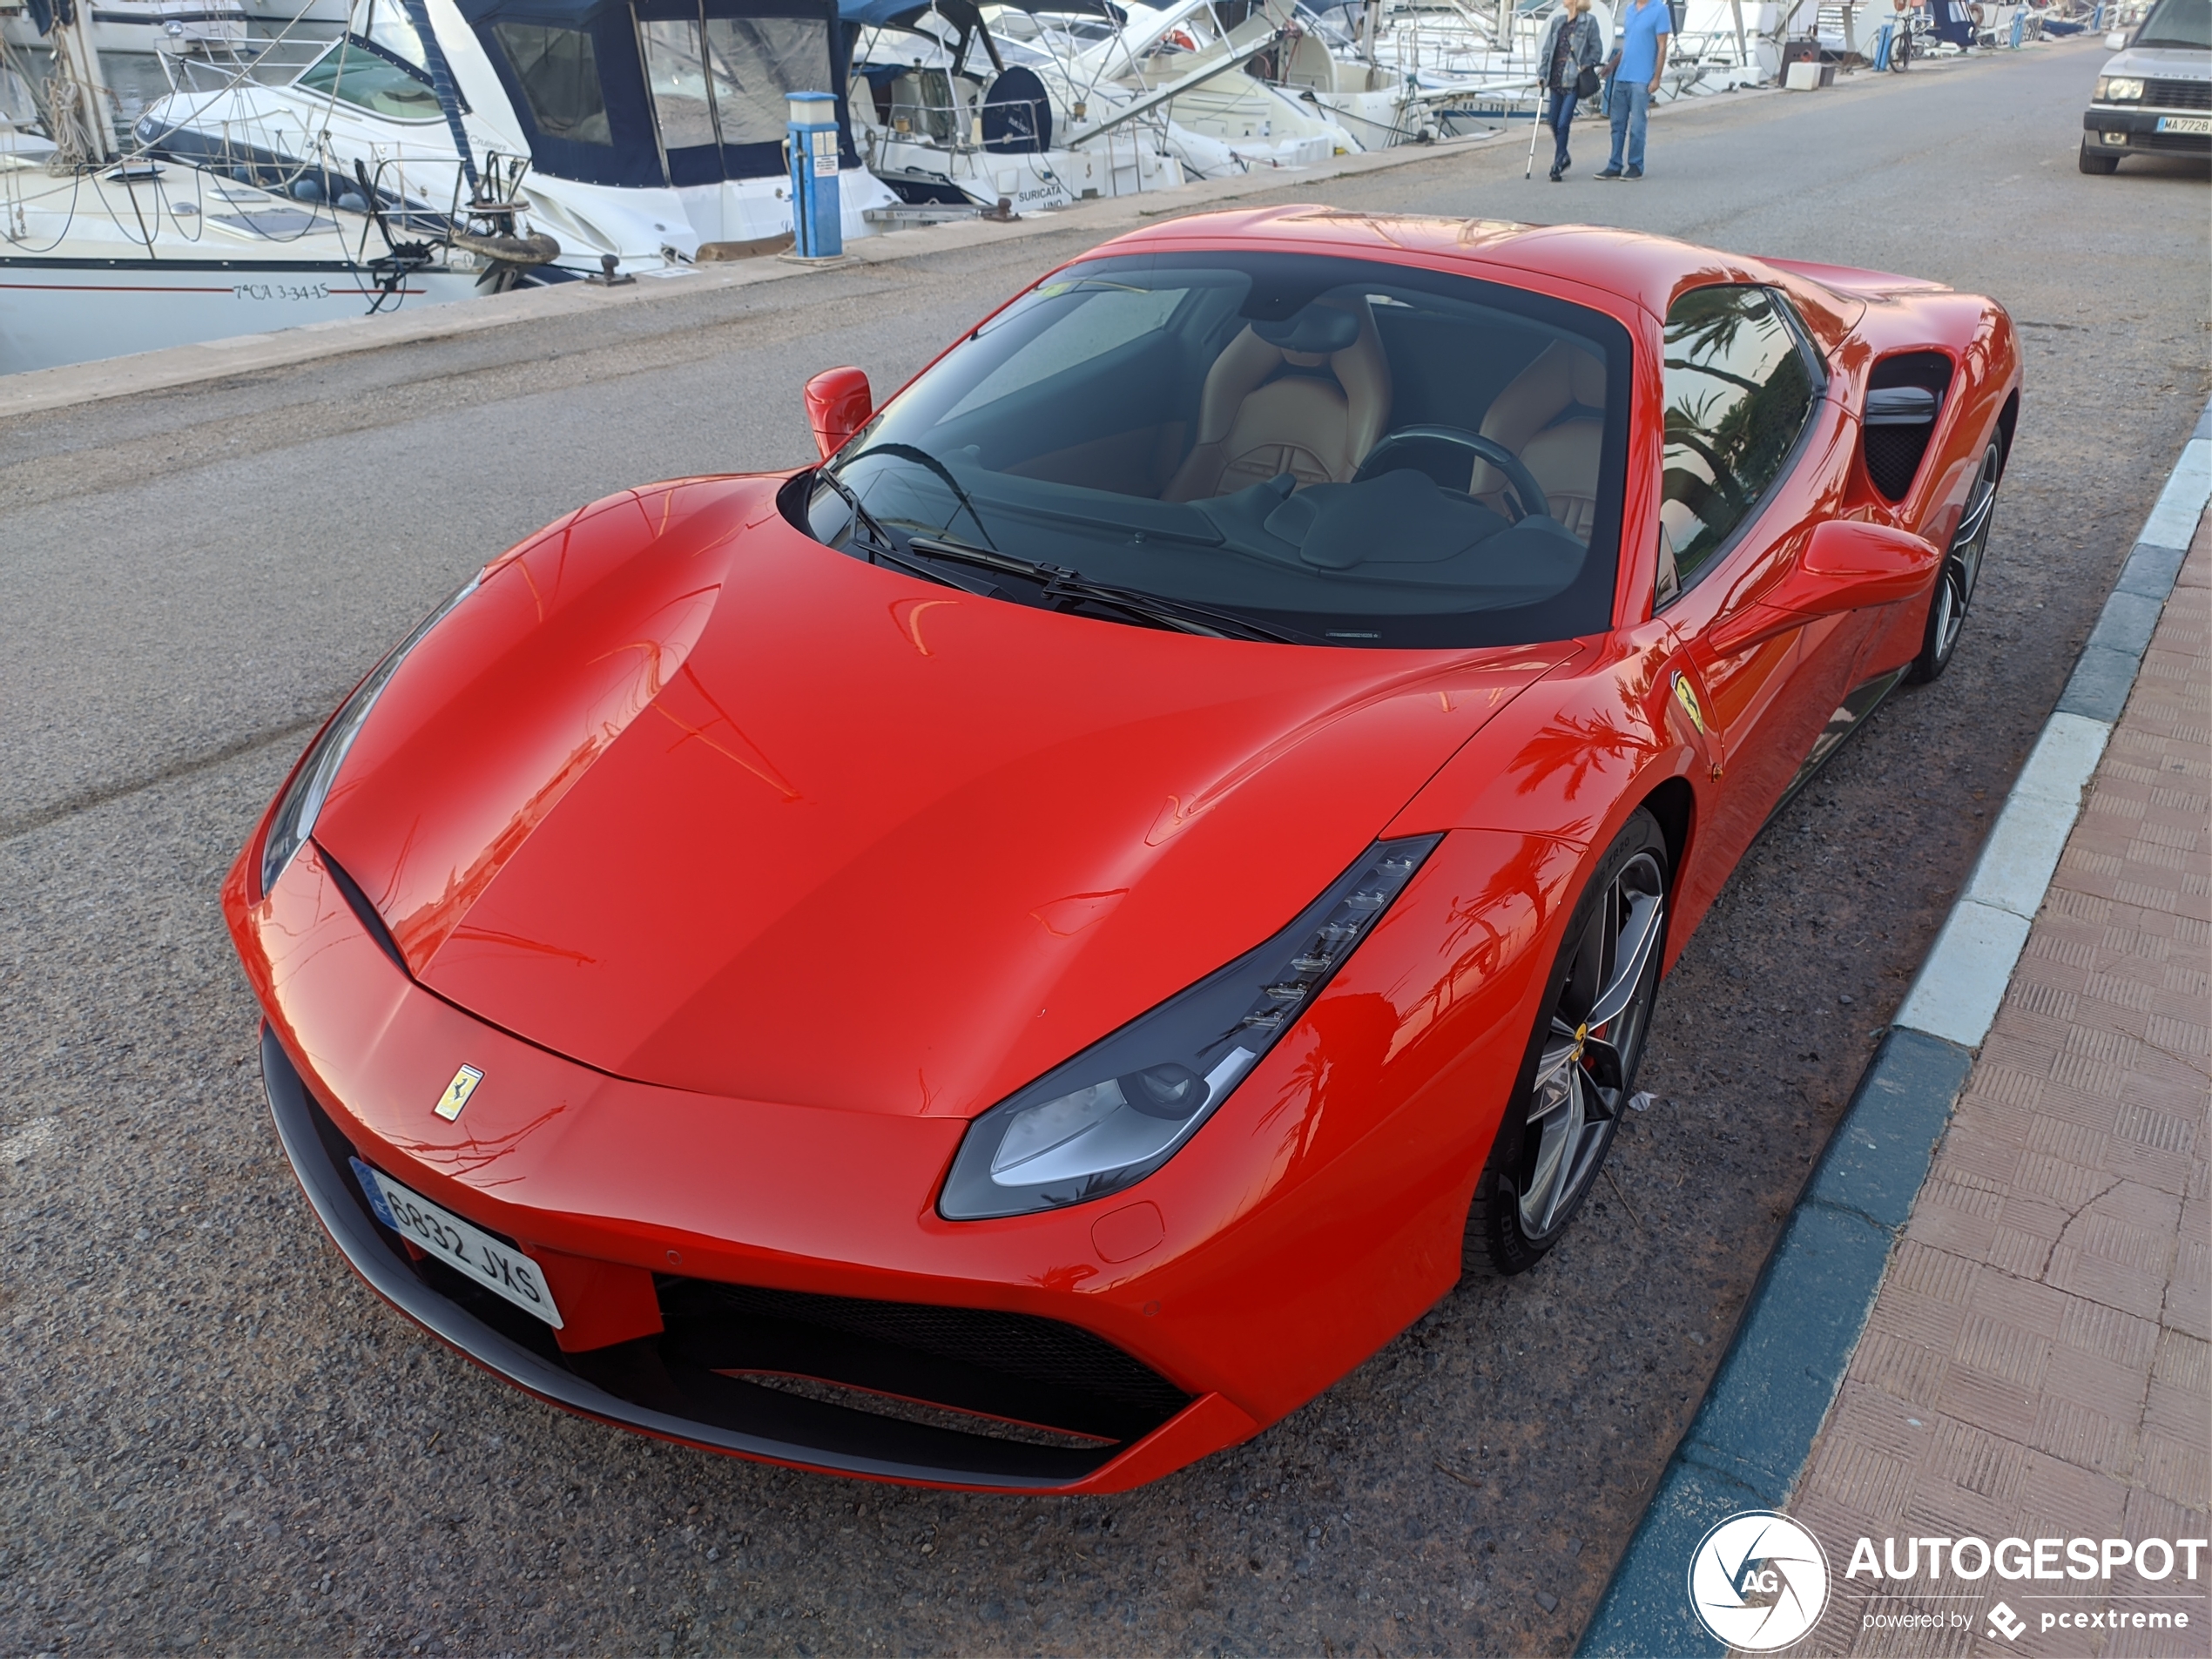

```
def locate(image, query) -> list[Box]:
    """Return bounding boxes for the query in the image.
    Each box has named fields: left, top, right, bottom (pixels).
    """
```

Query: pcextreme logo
left=1688, top=1511, right=1830, bottom=1651
left=1848, top=1534, right=2206, bottom=1642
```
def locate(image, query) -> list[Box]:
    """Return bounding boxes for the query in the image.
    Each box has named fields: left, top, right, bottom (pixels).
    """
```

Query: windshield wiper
left=812, top=465, right=895, bottom=557
left=812, top=469, right=998, bottom=596
left=907, top=536, right=1305, bottom=644
left=842, top=442, right=1000, bottom=548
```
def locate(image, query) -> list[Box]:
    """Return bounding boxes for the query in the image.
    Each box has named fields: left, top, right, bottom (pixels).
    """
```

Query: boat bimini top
left=455, top=0, right=858, bottom=185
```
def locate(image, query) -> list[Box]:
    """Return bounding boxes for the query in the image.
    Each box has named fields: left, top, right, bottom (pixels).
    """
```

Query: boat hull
left=0, top=257, right=482, bottom=374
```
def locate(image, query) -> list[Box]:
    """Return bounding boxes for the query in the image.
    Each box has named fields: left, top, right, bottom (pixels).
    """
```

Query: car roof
left=1095, top=206, right=1770, bottom=321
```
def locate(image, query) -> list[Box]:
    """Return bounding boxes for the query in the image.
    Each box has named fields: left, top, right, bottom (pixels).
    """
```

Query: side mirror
left=2105, top=28, right=2127, bottom=47
left=1710, top=519, right=1941, bottom=654
left=804, top=366, right=873, bottom=461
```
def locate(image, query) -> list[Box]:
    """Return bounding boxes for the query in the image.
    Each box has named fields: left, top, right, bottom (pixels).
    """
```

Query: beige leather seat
left=1163, top=298, right=1392, bottom=502
left=1471, top=341, right=1608, bottom=543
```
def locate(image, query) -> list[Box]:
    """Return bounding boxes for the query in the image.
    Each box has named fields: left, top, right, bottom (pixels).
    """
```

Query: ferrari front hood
left=314, top=478, right=1562, bottom=1117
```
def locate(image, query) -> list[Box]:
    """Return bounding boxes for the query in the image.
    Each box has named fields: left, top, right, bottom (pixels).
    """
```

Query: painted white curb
left=2143, top=438, right=2211, bottom=550
left=1894, top=901, right=2037, bottom=1049
left=1961, top=712, right=2111, bottom=918
left=1893, top=417, right=2211, bottom=1051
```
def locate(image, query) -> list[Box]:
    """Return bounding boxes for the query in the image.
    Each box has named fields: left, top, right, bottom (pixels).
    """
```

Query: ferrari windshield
left=800, top=250, right=1632, bottom=648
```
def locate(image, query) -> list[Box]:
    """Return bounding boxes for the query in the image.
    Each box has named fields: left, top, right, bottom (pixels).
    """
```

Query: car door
left=1651, top=283, right=1868, bottom=919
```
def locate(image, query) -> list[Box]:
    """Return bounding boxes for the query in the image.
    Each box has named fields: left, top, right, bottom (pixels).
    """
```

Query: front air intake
left=1862, top=352, right=1953, bottom=502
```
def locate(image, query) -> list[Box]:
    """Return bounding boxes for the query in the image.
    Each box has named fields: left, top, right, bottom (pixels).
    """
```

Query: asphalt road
left=2, top=36, right=2205, bottom=1657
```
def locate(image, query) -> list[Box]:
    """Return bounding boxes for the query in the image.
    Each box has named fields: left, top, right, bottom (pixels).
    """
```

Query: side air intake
left=1862, top=352, right=1953, bottom=502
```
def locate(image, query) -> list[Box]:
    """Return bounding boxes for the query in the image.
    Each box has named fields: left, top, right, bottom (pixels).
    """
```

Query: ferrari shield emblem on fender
left=434, top=1065, right=484, bottom=1122
left=1670, top=671, right=1707, bottom=734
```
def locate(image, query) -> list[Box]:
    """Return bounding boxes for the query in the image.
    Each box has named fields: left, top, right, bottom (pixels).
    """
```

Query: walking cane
left=1526, top=87, right=1542, bottom=179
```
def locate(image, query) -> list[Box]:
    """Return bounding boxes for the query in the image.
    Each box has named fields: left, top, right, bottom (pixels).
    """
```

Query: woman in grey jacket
left=1535, top=0, right=1607, bottom=180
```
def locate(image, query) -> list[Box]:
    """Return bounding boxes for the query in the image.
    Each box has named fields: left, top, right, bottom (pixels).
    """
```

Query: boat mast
left=43, top=0, right=118, bottom=166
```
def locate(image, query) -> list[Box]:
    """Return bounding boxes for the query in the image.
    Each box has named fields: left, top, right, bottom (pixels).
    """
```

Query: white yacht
left=846, top=0, right=1352, bottom=216
left=132, top=0, right=898, bottom=274
left=1062, top=0, right=1357, bottom=172
left=847, top=3, right=1185, bottom=211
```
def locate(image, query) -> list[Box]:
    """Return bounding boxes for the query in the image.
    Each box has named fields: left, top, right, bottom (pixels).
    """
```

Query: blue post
left=786, top=91, right=842, bottom=260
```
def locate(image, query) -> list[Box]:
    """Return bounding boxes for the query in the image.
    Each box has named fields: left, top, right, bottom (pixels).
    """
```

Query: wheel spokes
left=1521, top=1048, right=1584, bottom=1236
left=1519, top=854, right=1666, bottom=1240
left=1578, top=1031, right=1626, bottom=1096
left=1956, top=467, right=1998, bottom=550
left=1585, top=889, right=1663, bottom=1029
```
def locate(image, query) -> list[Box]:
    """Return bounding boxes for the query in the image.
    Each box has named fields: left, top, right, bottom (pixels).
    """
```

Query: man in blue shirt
left=1597, top=0, right=1670, bottom=179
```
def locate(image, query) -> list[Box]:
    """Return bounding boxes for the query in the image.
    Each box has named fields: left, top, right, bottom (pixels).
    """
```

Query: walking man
left=1536, top=0, right=1606, bottom=181
left=1597, top=0, right=1670, bottom=179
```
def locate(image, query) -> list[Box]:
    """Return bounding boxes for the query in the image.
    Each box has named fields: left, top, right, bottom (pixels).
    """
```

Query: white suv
left=2081, top=0, right=2212, bottom=172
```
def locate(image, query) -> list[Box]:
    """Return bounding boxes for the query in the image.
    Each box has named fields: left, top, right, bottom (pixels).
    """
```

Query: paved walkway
left=1785, top=521, right=2211, bottom=1656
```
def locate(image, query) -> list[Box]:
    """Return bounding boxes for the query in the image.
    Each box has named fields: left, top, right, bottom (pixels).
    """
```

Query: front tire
left=1909, top=436, right=2003, bottom=684
left=1465, top=809, right=1669, bottom=1276
left=2078, top=141, right=2120, bottom=175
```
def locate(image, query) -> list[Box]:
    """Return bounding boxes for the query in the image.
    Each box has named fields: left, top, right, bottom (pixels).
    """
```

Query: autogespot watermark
left=1688, top=1514, right=2209, bottom=1651
left=1689, top=1513, right=1831, bottom=1650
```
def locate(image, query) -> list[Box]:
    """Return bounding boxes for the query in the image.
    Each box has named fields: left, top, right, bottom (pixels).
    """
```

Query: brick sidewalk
left=1783, top=523, right=2211, bottom=1657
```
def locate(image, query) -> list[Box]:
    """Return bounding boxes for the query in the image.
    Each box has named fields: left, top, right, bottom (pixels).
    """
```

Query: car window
left=1658, top=285, right=1818, bottom=598
left=801, top=250, right=1634, bottom=651
left=944, top=284, right=1190, bottom=420
left=2134, top=0, right=2210, bottom=49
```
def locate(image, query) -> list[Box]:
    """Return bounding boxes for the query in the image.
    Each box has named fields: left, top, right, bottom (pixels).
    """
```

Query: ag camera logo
left=1689, top=1511, right=1831, bottom=1651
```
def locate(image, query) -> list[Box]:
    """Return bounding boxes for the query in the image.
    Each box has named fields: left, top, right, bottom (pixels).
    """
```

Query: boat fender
left=449, top=229, right=562, bottom=267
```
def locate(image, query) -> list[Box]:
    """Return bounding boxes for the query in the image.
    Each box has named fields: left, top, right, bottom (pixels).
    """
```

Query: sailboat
left=0, top=117, right=483, bottom=374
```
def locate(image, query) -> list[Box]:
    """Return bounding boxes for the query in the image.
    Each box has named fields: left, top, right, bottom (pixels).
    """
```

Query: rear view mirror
left=804, top=367, right=873, bottom=460
left=1710, top=519, right=1941, bottom=654
left=2105, top=28, right=2127, bottom=47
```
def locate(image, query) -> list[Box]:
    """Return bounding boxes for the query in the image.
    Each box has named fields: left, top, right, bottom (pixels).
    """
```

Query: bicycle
left=1882, top=10, right=1935, bottom=68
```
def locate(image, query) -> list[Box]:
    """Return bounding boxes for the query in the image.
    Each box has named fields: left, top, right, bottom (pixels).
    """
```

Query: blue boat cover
left=836, top=0, right=1121, bottom=26
left=452, top=0, right=856, bottom=187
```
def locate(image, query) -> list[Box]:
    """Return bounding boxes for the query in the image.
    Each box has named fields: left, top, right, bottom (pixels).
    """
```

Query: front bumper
left=264, top=1024, right=1255, bottom=1490
left=2081, top=106, right=2212, bottom=154
left=232, top=818, right=1532, bottom=1491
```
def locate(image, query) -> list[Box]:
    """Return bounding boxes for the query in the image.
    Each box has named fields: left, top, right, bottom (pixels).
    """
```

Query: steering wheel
left=1353, top=424, right=1550, bottom=523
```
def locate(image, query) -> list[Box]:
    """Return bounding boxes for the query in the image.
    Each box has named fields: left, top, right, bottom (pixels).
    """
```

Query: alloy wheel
left=1933, top=441, right=2001, bottom=664
left=1515, top=849, right=1667, bottom=1239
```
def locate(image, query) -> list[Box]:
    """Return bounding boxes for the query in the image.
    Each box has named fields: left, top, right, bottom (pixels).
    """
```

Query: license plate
left=2156, top=115, right=2212, bottom=134
left=351, top=1158, right=563, bottom=1328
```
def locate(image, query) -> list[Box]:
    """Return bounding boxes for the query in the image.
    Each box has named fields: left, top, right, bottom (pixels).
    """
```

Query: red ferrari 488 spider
left=226, top=208, right=2019, bottom=1493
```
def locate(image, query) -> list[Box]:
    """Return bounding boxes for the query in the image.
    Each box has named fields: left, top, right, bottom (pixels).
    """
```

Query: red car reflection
left=225, top=208, right=2019, bottom=1492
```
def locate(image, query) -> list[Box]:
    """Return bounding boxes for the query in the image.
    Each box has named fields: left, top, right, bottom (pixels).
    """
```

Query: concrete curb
left=1576, top=395, right=2212, bottom=1658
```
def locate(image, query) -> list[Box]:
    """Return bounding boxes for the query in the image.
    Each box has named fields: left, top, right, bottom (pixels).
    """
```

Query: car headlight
left=2096, top=75, right=2145, bottom=101
left=939, top=833, right=1443, bottom=1220
left=257, top=575, right=481, bottom=900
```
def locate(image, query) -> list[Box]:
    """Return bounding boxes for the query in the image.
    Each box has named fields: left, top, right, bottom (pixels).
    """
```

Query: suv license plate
left=2155, top=115, right=2211, bottom=134
left=351, top=1158, right=564, bottom=1328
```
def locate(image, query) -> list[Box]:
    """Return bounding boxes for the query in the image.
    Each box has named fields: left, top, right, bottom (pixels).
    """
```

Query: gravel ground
left=2, top=36, right=2204, bottom=1656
